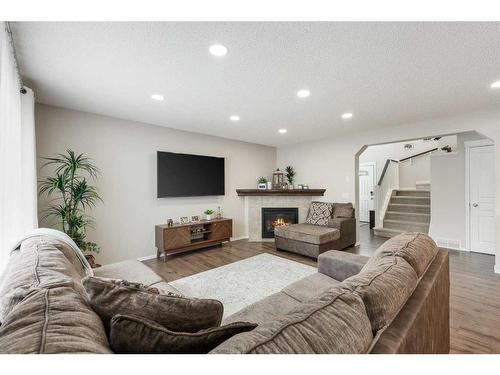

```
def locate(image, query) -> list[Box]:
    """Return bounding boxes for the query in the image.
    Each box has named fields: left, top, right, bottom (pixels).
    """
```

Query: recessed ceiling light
left=229, top=115, right=240, bottom=122
left=151, top=94, right=164, bottom=101
left=490, top=80, right=500, bottom=89
left=297, top=89, right=310, bottom=98
left=209, top=44, right=228, bottom=57
left=341, top=112, right=353, bottom=119
left=279, top=128, right=287, bottom=134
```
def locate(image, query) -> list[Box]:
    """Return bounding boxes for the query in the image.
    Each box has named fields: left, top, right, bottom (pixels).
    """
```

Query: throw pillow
left=306, top=202, right=333, bottom=226
left=82, top=276, right=223, bottom=333
left=109, top=314, right=257, bottom=354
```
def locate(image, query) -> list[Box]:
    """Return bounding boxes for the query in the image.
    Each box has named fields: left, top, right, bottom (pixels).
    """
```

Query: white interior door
left=359, top=163, right=375, bottom=223
left=469, top=145, right=495, bottom=254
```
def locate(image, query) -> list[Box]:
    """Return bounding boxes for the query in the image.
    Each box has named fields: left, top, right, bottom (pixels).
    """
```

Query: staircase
left=373, top=189, right=430, bottom=238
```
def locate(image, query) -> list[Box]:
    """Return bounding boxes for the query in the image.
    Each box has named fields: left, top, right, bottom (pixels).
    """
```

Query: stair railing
left=374, top=160, right=399, bottom=228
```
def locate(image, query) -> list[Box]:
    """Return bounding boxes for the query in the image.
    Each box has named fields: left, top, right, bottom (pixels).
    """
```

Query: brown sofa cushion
left=211, top=287, right=373, bottom=354
left=333, top=203, right=354, bottom=218
left=0, top=287, right=111, bottom=354
left=109, top=314, right=256, bottom=354
left=366, top=232, right=438, bottom=277
left=282, top=273, right=340, bottom=302
left=342, top=256, right=418, bottom=332
left=83, top=276, right=223, bottom=333
left=274, top=223, right=340, bottom=245
left=306, top=201, right=333, bottom=225
left=0, top=237, right=89, bottom=322
left=318, top=250, right=370, bottom=281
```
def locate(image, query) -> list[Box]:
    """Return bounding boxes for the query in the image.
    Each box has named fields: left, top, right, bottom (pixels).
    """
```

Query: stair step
left=385, top=211, right=430, bottom=223
left=373, top=227, right=406, bottom=238
left=390, top=196, right=431, bottom=205
left=395, top=189, right=430, bottom=197
left=388, top=203, right=430, bottom=214
left=383, top=219, right=429, bottom=232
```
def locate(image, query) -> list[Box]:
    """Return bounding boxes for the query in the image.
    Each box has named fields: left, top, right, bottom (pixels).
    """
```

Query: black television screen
left=157, top=151, right=225, bottom=197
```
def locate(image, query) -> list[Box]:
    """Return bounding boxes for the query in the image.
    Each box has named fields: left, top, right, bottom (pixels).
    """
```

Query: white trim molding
left=495, top=264, right=500, bottom=274
left=137, top=253, right=157, bottom=261
left=231, top=236, right=249, bottom=241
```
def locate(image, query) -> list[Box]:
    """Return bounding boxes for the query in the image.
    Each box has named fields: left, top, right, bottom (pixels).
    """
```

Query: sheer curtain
left=0, top=22, right=38, bottom=275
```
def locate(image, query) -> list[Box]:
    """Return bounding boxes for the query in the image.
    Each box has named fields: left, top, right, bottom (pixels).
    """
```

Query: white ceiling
left=11, top=22, right=500, bottom=147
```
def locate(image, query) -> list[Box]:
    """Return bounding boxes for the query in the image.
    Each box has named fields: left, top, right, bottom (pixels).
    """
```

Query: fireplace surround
left=261, top=207, right=299, bottom=238
left=237, top=190, right=325, bottom=242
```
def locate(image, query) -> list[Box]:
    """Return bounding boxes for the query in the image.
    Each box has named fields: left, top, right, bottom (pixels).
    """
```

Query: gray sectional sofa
left=0, top=231, right=449, bottom=354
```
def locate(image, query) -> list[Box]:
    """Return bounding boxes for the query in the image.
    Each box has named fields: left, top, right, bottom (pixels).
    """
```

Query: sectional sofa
left=0, top=230, right=449, bottom=353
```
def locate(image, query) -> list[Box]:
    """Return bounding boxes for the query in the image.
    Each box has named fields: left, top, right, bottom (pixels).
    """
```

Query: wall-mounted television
left=157, top=151, right=225, bottom=197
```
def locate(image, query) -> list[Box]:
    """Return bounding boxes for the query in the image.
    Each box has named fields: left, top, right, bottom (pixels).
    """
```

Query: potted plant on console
left=38, top=149, right=103, bottom=268
left=204, top=209, right=215, bottom=221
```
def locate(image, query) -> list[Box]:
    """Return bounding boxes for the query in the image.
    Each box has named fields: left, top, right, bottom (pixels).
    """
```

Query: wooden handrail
left=377, top=159, right=398, bottom=186
left=399, top=148, right=438, bottom=162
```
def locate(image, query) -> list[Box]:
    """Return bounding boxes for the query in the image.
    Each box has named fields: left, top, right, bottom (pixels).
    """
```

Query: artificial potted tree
left=285, top=165, right=296, bottom=189
left=38, top=150, right=103, bottom=268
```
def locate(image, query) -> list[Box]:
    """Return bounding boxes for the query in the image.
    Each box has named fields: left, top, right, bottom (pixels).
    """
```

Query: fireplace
left=261, top=207, right=299, bottom=238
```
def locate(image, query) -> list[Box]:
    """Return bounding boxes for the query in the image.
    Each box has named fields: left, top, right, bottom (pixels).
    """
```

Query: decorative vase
left=258, top=183, right=267, bottom=190
left=267, top=181, right=272, bottom=189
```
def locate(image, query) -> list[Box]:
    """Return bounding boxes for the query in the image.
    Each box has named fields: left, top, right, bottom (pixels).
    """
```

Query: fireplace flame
left=272, top=217, right=291, bottom=227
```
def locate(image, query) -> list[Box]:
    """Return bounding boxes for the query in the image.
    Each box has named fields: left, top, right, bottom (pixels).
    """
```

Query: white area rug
left=170, top=253, right=316, bottom=318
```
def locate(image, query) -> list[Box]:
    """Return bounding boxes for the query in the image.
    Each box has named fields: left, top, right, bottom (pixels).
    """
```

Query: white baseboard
left=440, top=245, right=468, bottom=252
left=231, top=236, right=248, bottom=241
left=137, top=253, right=157, bottom=261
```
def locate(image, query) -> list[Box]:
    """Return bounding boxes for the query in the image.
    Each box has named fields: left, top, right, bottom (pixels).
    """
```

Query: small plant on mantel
left=38, top=150, right=102, bottom=266
left=204, top=209, right=215, bottom=220
left=257, top=176, right=268, bottom=190
left=285, top=166, right=296, bottom=188
left=257, top=176, right=268, bottom=184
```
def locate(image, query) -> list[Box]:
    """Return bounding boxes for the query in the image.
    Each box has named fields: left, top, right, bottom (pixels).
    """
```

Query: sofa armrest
left=328, top=217, right=355, bottom=231
left=318, top=250, right=370, bottom=281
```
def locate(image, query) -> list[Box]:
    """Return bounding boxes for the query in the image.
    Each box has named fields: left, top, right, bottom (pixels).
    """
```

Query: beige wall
left=277, top=107, right=500, bottom=272
left=35, top=104, right=277, bottom=264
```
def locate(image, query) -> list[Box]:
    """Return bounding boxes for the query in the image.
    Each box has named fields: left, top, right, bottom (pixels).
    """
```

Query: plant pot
left=257, top=183, right=267, bottom=190
left=85, top=254, right=102, bottom=269
left=206, top=214, right=212, bottom=221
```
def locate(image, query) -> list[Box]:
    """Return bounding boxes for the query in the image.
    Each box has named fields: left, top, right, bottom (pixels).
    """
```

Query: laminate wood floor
left=144, top=223, right=500, bottom=354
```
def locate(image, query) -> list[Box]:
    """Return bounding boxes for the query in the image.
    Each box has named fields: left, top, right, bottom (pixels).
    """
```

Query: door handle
left=472, top=203, right=479, bottom=207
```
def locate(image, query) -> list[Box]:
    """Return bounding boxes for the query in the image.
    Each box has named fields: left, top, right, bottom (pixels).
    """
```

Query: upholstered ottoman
left=274, top=224, right=340, bottom=259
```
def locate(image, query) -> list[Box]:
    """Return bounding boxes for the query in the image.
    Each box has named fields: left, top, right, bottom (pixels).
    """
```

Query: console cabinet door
left=164, top=227, right=191, bottom=250
left=211, top=220, right=232, bottom=241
